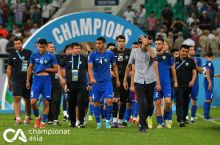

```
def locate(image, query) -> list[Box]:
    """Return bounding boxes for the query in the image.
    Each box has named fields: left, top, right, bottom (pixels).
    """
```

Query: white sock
left=63, top=111, right=67, bottom=116
left=118, top=119, right=123, bottom=124
left=16, top=117, right=21, bottom=120
left=26, top=116, right=30, bottom=119
left=113, top=118, right=117, bottom=123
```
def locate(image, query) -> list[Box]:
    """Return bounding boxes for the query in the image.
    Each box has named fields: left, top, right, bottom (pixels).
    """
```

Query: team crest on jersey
left=118, top=55, right=123, bottom=61
left=22, top=56, right=25, bottom=60
left=104, top=59, right=108, bottom=62
left=208, top=63, right=212, bottom=66
left=162, top=56, right=166, bottom=60
left=185, top=62, right=189, bottom=66
left=44, top=60, right=48, bottom=64
left=125, top=56, right=129, bottom=59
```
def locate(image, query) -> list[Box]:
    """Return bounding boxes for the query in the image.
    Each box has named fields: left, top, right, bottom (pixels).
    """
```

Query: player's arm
left=6, top=64, right=12, bottom=90
left=26, top=63, right=34, bottom=89
left=196, top=65, right=203, bottom=74
left=44, top=64, right=58, bottom=73
left=189, top=69, right=197, bottom=87
left=130, top=64, right=135, bottom=91
left=214, top=74, right=220, bottom=77
left=153, top=60, right=161, bottom=91
left=170, top=65, right=178, bottom=88
left=88, top=63, right=96, bottom=84
left=57, top=65, right=66, bottom=87
left=206, top=68, right=212, bottom=90
left=123, top=63, right=132, bottom=90
left=112, top=63, right=120, bottom=87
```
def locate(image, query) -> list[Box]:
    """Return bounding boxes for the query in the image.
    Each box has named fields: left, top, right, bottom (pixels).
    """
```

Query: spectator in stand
left=199, top=11, right=211, bottom=30
left=12, top=25, right=22, bottom=37
left=191, top=23, right=202, bottom=36
left=24, top=19, right=34, bottom=31
left=13, top=0, right=24, bottom=25
left=171, top=18, right=186, bottom=39
left=207, top=30, right=220, bottom=54
left=136, top=4, right=146, bottom=30
left=215, top=6, right=220, bottom=28
left=161, top=5, right=173, bottom=30
left=123, top=5, right=136, bottom=24
left=30, top=23, right=38, bottom=35
left=155, top=26, right=167, bottom=39
left=23, top=5, right=31, bottom=25
left=200, top=1, right=209, bottom=13
left=31, top=6, right=42, bottom=27
left=147, top=11, right=157, bottom=39
left=207, top=4, right=216, bottom=28
left=165, top=31, right=174, bottom=50
left=191, top=30, right=200, bottom=49
left=0, top=25, right=8, bottom=38
left=0, top=33, right=9, bottom=54
left=1, top=0, right=9, bottom=26
left=199, top=30, right=209, bottom=53
left=174, top=32, right=184, bottom=49
left=187, top=4, right=199, bottom=17
left=42, top=0, right=53, bottom=24
left=25, top=0, right=32, bottom=11
left=187, top=12, right=200, bottom=27
left=51, top=0, right=64, bottom=14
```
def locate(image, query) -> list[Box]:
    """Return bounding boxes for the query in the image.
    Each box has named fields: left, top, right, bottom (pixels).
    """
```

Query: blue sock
left=133, top=102, right=139, bottom=118
left=89, top=103, right=94, bottom=116
left=100, top=105, right=104, bottom=119
left=42, top=114, right=48, bottom=123
left=33, top=109, right=39, bottom=117
left=94, top=106, right=101, bottom=123
left=156, top=116, right=163, bottom=125
left=126, top=108, right=132, bottom=121
left=203, top=102, right=210, bottom=119
left=131, top=101, right=135, bottom=116
left=168, top=108, right=172, bottom=120
left=163, top=110, right=169, bottom=120
left=106, top=104, right=113, bottom=121
left=123, top=108, right=128, bottom=121
left=191, top=105, right=197, bottom=118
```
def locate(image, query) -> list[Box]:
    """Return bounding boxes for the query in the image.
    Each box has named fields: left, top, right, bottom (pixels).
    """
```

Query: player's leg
left=92, top=83, right=102, bottom=128
left=191, top=85, right=199, bottom=123
left=111, top=78, right=119, bottom=128
left=154, top=91, right=163, bottom=128
left=67, top=84, right=77, bottom=128
left=83, top=89, right=89, bottom=125
left=76, top=87, right=86, bottom=128
left=40, top=75, right=52, bottom=128
left=163, top=85, right=172, bottom=128
left=88, top=90, right=94, bottom=121
left=203, top=83, right=213, bottom=120
left=24, top=88, right=31, bottom=125
left=183, top=88, right=191, bottom=125
left=174, top=87, right=185, bottom=127
left=133, top=91, right=139, bottom=124
left=104, top=82, right=114, bottom=129
left=62, top=88, right=69, bottom=121
left=52, top=85, right=62, bottom=126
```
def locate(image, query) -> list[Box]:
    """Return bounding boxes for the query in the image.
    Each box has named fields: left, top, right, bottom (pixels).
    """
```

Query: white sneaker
left=165, top=120, right=172, bottom=129
left=156, top=124, right=163, bottom=129
left=75, top=120, right=80, bottom=127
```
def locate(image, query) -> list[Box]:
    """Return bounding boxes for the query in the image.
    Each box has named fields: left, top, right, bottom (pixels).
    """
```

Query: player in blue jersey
left=154, top=38, right=178, bottom=129
left=26, top=39, right=58, bottom=129
left=188, top=46, right=203, bottom=123
left=203, top=51, right=215, bottom=120
left=88, top=37, right=120, bottom=129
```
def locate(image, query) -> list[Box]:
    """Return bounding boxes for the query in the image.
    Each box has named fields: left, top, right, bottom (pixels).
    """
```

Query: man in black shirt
left=7, top=37, right=32, bottom=125
left=175, top=44, right=197, bottom=127
left=111, top=35, right=131, bottom=128
left=47, top=42, right=64, bottom=126
left=61, top=43, right=88, bottom=128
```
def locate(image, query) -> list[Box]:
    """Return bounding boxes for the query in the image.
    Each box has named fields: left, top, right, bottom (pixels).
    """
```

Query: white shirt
left=0, top=38, right=9, bottom=54
left=42, top=4, right=52, bottom=18
left=124, top=11, right=136, bottom=23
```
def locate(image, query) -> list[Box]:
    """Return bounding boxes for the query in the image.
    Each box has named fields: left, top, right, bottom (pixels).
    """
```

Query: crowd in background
left=0, top=0, right=64, bottom=54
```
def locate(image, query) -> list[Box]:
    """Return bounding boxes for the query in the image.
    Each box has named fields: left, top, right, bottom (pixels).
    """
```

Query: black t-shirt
left=112, top=48, right=131, bottom=78
left=175, top=57, right=196, bottom=88
left=50, top=54, right=61, bottom=86
left=8, top=49, right=32, bottom=83
left=61, top=54, right=88, bottom=87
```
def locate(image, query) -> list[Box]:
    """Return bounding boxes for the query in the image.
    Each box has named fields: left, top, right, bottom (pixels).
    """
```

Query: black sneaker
left=78, top=124, right=85, bottom=128
left=63, top=116, right=68, bottom=121
left=139, top=127, right=147, bottom=133
left=70, top=124, right=76, bottom=128
left=178, top=121, right=186, bottom=127
left=53, top=120, right=61, bottom=126
left=48, top=121, right=53, bottom=125
left=184, top=119, right=188, bottom=124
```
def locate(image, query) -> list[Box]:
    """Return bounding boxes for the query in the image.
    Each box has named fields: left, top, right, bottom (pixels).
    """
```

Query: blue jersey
left=88, top=50, right=116, bottom=83
left=193, top=57, right=202, bottom=86
left=157, top=53, right=174, bottom=86
left=30, top=51, right=57, bottom=74
left=204, top=60, right=214, bottom=85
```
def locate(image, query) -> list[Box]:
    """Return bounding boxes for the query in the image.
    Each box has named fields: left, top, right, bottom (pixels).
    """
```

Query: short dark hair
left=180, top=44, right=189, bottom=50
left=37, top=39, right=47, bottom=45
left=63, top=44, right=71, bottom=52
left=96, top=37, right=106, bottom=43
left=116, top=35, right=125, bottom=40
left=47, top=42, right=53, bottom=45
left=150, top=11, right=154, bottom=14
left=107, top=43, right=115, bottom=48
left=71, top=42, right=82, bottom=49
left=155, top=37, right=164, bottom=43
left=132, top=41, right=139, bottom=45
left=14, top=37, right=23, bottom=43
left=206, top=51, right=213, bottom=57
left=170, top=48, right=179, bottom=54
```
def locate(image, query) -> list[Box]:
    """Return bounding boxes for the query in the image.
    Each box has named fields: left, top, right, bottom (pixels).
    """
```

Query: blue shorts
left=89, top=90, right=93, bottom=97
left=191, top=85, right=199, bottom=100
left=31, top=75, right=51, bottom=100
left=204, top=83, right=213, bottom=100
left=91, top=82, right=113, bottom=102
left=154, top=84, right=171, bottom=100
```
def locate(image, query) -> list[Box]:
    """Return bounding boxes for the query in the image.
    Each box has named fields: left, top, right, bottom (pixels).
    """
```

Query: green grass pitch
left=0, top=107, right=220, bottom=145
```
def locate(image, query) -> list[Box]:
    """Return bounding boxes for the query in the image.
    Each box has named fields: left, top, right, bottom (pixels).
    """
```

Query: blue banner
left=23, top=12, right=145, bottom=53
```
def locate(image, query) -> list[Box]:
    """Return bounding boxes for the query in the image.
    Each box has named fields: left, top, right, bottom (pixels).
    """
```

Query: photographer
left=123, top=35, right=160, bottom=133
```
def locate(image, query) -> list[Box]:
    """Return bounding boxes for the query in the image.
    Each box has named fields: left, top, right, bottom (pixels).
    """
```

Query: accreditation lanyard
left=16, top=51, right=23, bottom=61
left=71, top=55, right=81, bottom=70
